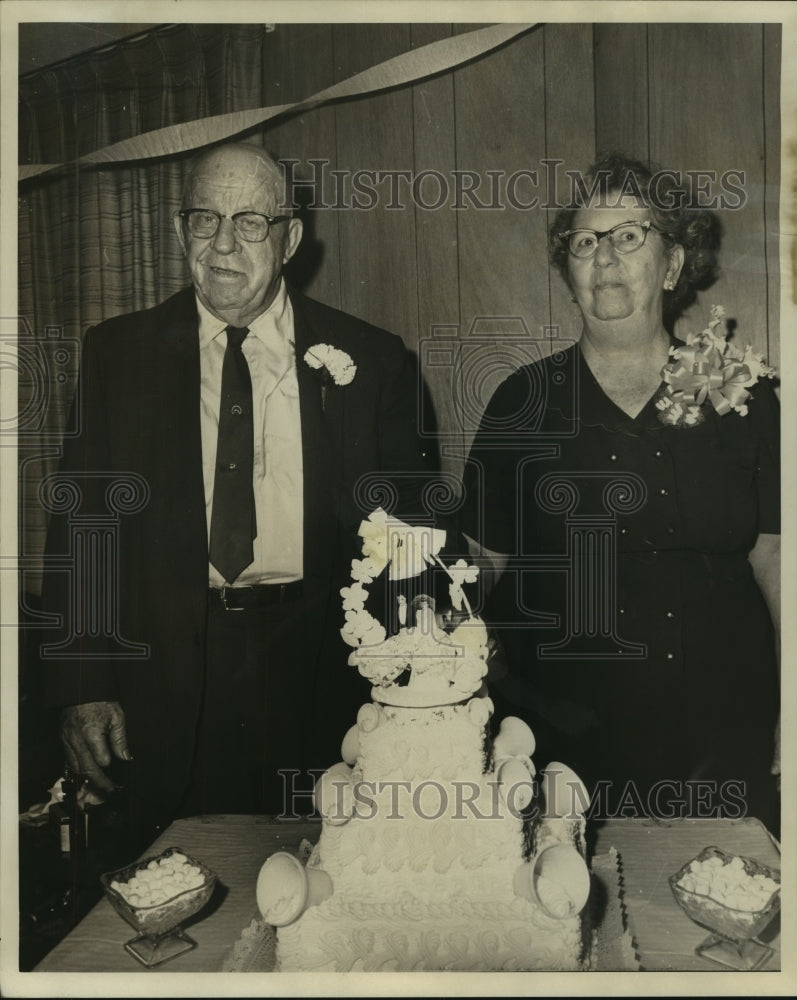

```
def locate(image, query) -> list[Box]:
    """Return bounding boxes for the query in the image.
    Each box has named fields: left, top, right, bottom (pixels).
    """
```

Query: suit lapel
left=159, top=292, right=209, bottom=587
left=290, top=289, right=341, bottom=586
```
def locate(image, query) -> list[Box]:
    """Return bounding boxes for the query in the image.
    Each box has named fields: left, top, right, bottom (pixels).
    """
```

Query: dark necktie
left=209, top=325, right=256, bottom=584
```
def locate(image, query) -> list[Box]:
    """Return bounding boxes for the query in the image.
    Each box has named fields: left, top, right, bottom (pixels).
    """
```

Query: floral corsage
left=303, top=343, right=357, bottom=386
left=656, top=305, right=777, bottom=428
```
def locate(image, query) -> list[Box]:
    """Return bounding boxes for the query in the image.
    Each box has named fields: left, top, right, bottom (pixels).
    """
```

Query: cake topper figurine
left=340, top=509, right=489, bottom=707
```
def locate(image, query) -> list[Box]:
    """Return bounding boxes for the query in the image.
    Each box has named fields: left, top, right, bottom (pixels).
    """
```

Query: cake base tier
left=221, top=848, right=638, bottom=973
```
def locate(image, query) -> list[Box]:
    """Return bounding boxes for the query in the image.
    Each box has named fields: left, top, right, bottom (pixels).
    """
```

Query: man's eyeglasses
left=178, top=209, right=290, bottom=243
left=559, top=220, right=661, bottom=259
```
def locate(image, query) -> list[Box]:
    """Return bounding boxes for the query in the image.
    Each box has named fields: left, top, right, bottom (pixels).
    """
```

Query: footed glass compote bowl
left=101, top=846, right=217, bottom=967
left=669, top=846, right=780, bottom=971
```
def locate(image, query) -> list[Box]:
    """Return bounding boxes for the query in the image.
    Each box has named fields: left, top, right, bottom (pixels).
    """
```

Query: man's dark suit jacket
left=41, top=286, right=437, bottom=821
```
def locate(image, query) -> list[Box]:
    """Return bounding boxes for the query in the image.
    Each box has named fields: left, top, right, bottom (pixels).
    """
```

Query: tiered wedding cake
left=254, top=511, right=594, bottom=972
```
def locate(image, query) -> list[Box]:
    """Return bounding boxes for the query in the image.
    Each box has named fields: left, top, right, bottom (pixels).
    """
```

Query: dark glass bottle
left=60, top=770, right=86, bottom=859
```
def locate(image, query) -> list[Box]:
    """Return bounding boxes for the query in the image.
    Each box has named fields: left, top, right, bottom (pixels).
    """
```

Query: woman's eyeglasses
left=559, top=220, right=662, bottom=259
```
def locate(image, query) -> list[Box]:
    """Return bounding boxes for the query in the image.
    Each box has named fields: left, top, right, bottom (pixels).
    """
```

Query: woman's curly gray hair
left=548, top=151, right=721, bottom=327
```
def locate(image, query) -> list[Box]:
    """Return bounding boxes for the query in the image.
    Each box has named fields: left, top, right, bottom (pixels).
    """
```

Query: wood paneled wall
left=256, top=21, right=780, bottom=477
left=18, top=21, right=782, bottom=554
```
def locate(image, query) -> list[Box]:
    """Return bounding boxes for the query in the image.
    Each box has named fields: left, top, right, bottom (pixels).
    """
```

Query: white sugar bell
left=256, top=852, right=333, bottom=927
left=356, top=702, right=381, bottom=733
left=340, top=724, right=361, bottom=765
left=496, top=756, right=535, bottom=812
left=314, top=762, right=355, bottom=825
left=513, top=844, right=590, bottom=919
left=466, top=695, right=494, bottom=727
left=540, top=762, right=589, bottom=819
left=493, top=716, right=536, bottom=758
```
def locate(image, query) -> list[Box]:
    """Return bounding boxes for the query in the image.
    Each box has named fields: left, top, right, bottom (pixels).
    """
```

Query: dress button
left=666, top=652, right=674, bottom=660
left=659, top=488, right=669, bottom=496
left=610, top=454, right=618, bottom=461
left=619, top=608, right=625, bottom=615
left=620, top=528, right=628, bottom=535
left=666, top=611, right=675, bottom=619
left=666, top=525, right=675, bottom=535
left=228, top=461, right=237, bottom=471
left=655, top=449, right=663, bottom=457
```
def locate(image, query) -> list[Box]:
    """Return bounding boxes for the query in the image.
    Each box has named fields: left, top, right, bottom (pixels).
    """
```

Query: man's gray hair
left=179, top=142, right=292, bottom=214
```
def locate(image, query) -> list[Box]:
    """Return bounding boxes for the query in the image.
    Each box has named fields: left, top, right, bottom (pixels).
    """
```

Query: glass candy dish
left=100, top=846, right=217, bottom=967
left=669, top=845, right=780, bottom=970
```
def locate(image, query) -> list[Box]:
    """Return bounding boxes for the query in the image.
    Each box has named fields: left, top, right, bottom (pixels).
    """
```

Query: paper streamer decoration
left=19, top=22, right=537, bottom=181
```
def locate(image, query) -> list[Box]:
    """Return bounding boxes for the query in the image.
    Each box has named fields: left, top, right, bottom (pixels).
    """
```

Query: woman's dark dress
left=463, top=344, right=779, bottom=829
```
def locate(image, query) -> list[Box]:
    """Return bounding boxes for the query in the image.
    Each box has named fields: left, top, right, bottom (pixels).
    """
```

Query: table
left=33, top=815, right=781, bottom=974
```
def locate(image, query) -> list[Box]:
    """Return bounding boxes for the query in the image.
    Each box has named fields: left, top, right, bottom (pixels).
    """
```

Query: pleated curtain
left=18, top=24, right=275, bottom=595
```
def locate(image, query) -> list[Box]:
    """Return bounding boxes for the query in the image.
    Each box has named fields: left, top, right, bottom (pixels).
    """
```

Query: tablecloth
left=33, top=814, right=780, bottom=974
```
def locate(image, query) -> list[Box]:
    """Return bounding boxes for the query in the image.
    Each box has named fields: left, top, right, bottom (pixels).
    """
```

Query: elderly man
left=42, top=142, right=435, bottom=840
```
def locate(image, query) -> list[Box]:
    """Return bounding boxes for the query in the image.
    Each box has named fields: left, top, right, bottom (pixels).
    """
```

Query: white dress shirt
left=197, top=279, right=303, bottom=586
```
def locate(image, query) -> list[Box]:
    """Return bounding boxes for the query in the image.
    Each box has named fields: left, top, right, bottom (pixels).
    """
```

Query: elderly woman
left=463, top=152, right=780, bottom=831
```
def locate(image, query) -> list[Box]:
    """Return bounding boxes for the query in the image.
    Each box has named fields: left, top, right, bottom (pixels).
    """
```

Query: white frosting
left=277, top=893, right=585, bottom=972
left=356, top=701, right=488, bottom=782
left=272, top=698, right=589, bottom=972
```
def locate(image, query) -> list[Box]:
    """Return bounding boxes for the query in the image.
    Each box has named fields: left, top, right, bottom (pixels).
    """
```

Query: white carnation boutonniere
left=656, top=305, right=777, bottom=428
left=302, top=343, right=356, bottom=411
left=304, top=343, right=357, bottom=386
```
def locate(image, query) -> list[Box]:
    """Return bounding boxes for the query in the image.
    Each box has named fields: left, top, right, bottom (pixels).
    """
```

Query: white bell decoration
left=493, top=716, right=536, bottom=758
left=257, top=852, right=333, bottom=926
left=540, top=762, right=589, bottom=819
left=513, top=844, right=590, bottom=919
left=314, top=762, right=355, bottom=825
left=340, top=724, right=361, bottom=765
left=496, top=756, right=535, bottom=812
left=356, top=702, right=381, bottom=733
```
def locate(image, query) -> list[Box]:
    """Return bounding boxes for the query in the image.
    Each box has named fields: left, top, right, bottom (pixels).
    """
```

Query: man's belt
left=208, top=581, right=304, bottom=611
